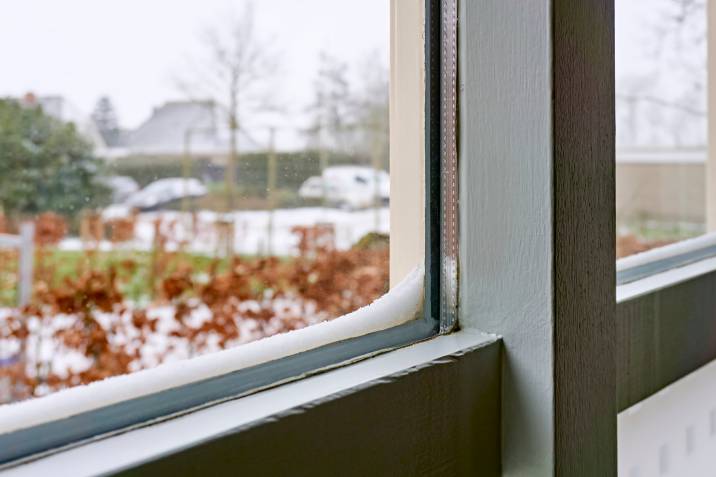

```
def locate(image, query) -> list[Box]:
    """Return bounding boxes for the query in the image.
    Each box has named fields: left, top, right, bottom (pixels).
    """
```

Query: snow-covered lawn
left=0, top=296, right=328, bottom=402
left=62, top=206, right=390, bottom=256
left=0, top=206, right=391, bottom=403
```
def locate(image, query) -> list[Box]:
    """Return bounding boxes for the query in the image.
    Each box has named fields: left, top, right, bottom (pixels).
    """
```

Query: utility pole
left=319, top=122, right=329, bottom=208
left=182, top=126, right=216, bottom=213
left=266, top=128, right=277, bottom=256
left=226, top=80, right=239, bottom=213
left=226, top=101, right=239, bottom=261
left=371, top=123, right=383, bottom=233
left=182, top=130, right=192, bottom=214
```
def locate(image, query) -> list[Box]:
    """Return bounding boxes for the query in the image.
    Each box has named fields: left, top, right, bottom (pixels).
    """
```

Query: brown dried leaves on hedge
left=0, top=224, right=388, bottom=404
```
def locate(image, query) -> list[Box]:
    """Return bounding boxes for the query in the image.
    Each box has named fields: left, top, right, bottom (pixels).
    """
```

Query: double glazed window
left=6, top=0, right=716, bottom=475
left=0, top=0, right=457, bottom=466
left=616, top=0, right=707, bottom=259
left=616, top=2, right=716, bottom=475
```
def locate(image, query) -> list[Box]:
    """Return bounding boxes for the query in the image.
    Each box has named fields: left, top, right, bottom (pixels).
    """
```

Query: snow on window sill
left=4, top=330, right=497, bottom=477
left=0, top=266, right=424, bottom=436
left=617, top=232, right=716, bottom=301
left=617, top=232, right=716, bottom=276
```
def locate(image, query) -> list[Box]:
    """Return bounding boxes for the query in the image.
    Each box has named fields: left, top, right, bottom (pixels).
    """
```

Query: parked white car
left=125, top=178, right=208, bottom=211
left=299, top=166, right=390, bottom=210
left=99, top=176, right=140, bottom=203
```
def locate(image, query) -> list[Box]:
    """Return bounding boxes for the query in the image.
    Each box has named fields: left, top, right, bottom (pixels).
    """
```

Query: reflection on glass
left=616, top=0, right=706, bottom=258
left=0, top=0, right=390, bottom=403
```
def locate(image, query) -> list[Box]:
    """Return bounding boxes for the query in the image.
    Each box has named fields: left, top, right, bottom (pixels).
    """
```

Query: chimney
left=22, top=92, right=38, bottom=106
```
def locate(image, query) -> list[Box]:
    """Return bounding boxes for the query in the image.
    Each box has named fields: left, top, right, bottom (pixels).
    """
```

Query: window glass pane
left=616, top=0, right=707, bottom=258
left=0, top=0, right=400, bottom=404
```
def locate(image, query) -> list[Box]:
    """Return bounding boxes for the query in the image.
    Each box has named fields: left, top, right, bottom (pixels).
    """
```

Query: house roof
left=125, top=101, right=257, bottom=157
left=20, top=95, right=278, bottom=159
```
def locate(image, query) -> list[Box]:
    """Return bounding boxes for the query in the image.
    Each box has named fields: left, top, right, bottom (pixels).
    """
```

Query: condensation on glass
left=0, top=0, right=400, bottom=405
left=615, top=0, right=707, bottom=259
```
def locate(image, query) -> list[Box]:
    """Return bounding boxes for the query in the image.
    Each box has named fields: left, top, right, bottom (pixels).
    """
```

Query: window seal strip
left=425, top=0, right=459, bottom=332
left=439, top=0, right=459, bottom=332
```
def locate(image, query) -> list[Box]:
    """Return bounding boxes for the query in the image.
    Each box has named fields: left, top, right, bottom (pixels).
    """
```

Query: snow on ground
left=0, top=296, right=328, bottom=395
left=0, top=267, right=423, bottom=433
left=61, top=206, right=390, bottom=256
left=6, top=205, right=391, bottom=387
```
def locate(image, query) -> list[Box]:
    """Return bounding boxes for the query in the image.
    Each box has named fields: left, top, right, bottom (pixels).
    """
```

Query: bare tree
left=177, top=2, right=279, bottom=211
left=305, top=52, right=353, bottom=155
left=305, top=50, right=388, bottom=162
left=616, top=0, right=706, bottom=147
left=351, top=52, right=389, bottom=167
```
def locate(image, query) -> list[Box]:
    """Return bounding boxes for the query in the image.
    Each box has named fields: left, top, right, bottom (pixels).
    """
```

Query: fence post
left=18, top=222, right=35, bottom=307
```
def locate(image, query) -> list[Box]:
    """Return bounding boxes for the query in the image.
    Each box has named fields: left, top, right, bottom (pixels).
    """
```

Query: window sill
left=0, top=267, right=432, bottom=466
left=617, top=232, right=716, bottom=302
left=2, top=330, right=500, bottom=477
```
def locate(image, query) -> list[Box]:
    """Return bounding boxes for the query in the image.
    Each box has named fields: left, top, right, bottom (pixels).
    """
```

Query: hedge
left=107, top=150, right=374, bottom=197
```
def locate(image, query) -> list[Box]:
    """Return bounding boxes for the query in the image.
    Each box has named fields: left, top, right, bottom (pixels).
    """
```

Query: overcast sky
left=615, top=0, right=700, bottom=80
left=616, top=0, right=652, bottom=74
left=616, top=0, right=707, bottom=146
left=0, top=0, right=388, bottom=131
left=2, top=0, right=703, bottom=145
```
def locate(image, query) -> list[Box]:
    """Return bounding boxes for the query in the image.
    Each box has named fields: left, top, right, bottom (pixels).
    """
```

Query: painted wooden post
left=707, top=0, right=716, bottom=231
left=458, top=0, right=616, bottom=474
left=18, top=222, right=34, bottom=307
left=389, top=0, right=425, bottom=287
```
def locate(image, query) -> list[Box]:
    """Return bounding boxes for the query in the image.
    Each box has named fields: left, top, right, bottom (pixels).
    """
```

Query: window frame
left=612, top=0, right=716, bottom=416
left=0, top=0, right=456, bottom=467
left=617, top=233, right=716, bottom=287
left=613, top=2, right=716, bottom=474
left=4, top=331, right=501, bottom=477
left=15, top=0, right=709, bottom=474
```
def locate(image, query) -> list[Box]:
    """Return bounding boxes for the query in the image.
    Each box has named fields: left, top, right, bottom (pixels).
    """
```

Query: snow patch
left=62, top=207, right=390, bottom=257
left=0, top=266, right=423, bottom=435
